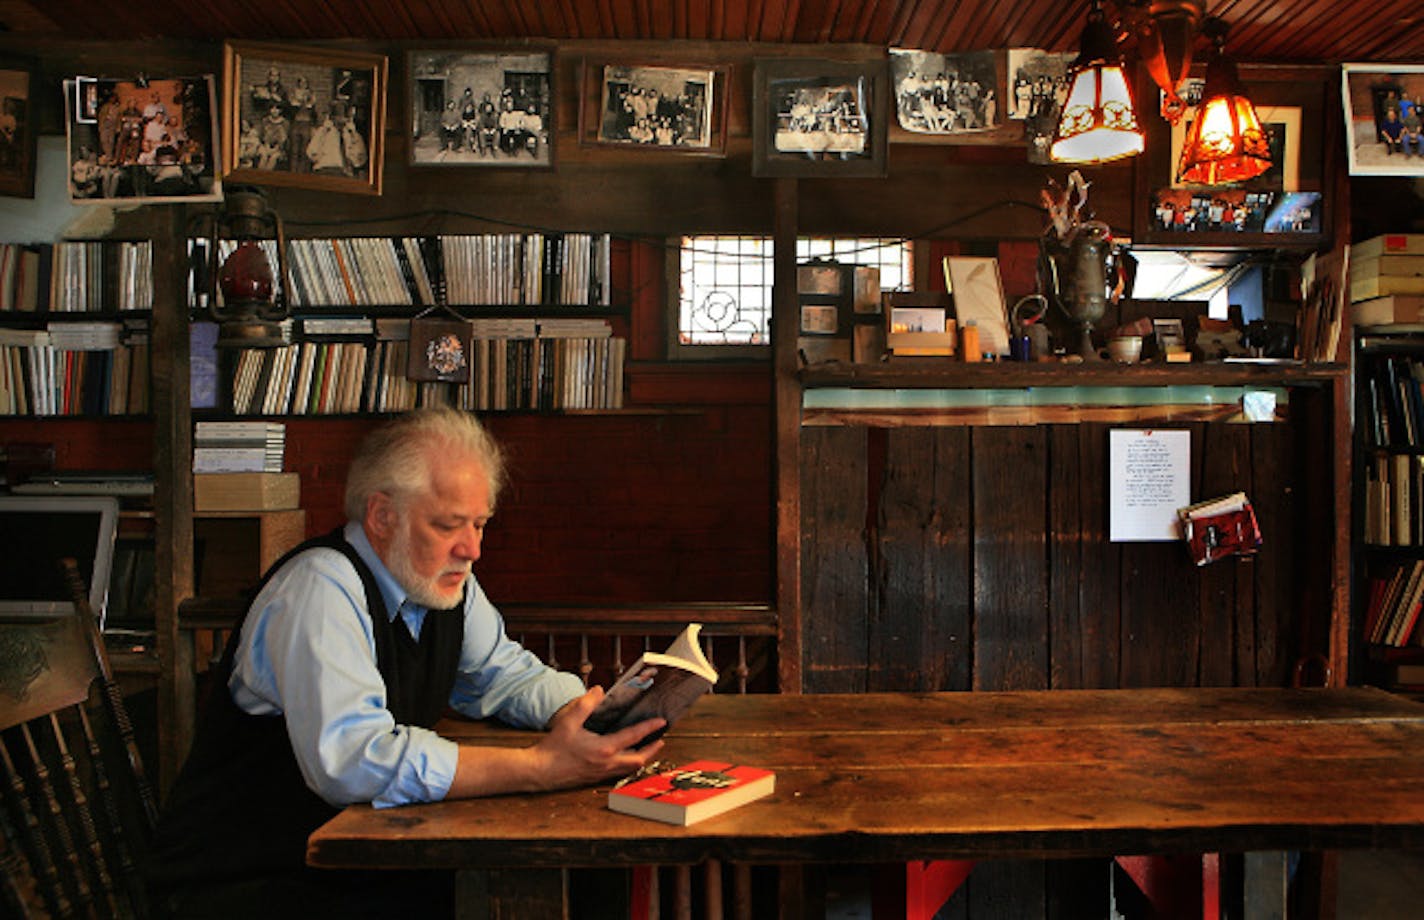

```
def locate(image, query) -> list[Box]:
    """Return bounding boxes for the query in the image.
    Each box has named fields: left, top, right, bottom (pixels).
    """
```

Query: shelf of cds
left=0, top=239, right=153, bottom=417
left=0, top=240, right=154, bottom=314
left=190, top=232, right=615, bottom=311
left=201, top=316, right=626, bottom=416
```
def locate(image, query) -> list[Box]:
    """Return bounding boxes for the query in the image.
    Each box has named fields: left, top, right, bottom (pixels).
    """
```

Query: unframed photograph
left=408, top=50, right=552, bottom=166
left=1005, top=49, right=1073, bottom=163
left=890, top=49, right=999, bottom=135
left=64, top=75, right=220, bottom=205
left=596, top=64, right=715, bottom=150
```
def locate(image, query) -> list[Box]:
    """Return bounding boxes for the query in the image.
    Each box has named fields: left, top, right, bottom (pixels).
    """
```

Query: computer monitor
left=0, top=495, right=120, bottom=623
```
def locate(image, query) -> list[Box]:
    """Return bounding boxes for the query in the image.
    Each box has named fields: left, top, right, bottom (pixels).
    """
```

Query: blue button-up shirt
left=229, top=521, right=584, bottom=809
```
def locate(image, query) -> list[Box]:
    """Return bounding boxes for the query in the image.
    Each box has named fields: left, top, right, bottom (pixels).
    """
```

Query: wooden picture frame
left=752, top=58, right=888, bottom=177
left=943, top=256, right=1010, bottom=357
left=0, top=56, right=38, bottom=198
left=63, top=74, right=221, bottom=205
left=407, top=48, right=553, bottom=168
left=1341, top=63, right=1424, bottom=177
left=1133, top=64, right=1331, bottom=247
left=223, top=41, right=387, bottom=196
left=579, top=60, right=727, bottom=155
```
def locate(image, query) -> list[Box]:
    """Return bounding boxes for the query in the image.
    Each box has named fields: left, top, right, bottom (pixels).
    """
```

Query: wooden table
left=307, top=688, right=1424, bottom=917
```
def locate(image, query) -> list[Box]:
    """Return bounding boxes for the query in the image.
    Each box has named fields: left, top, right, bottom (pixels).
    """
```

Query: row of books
left=1363, top=560, right=1424, bottom=648
left=196, top=233, right=613, bottom=310
left=0, top=323, right=150, bottom=416
left=1364, top=452, right=1424, bottom=547
left=1362, top=354, right=1424, bottom=448
left=0, top=241, right=153, bottom=313
left=225, top=326, right=626, bottom=416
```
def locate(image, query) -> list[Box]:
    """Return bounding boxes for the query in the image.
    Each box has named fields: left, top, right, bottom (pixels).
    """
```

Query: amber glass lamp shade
left=1050, top=6, right=1146, bottom=165
left=1174, top=46, right=1271, bottom=184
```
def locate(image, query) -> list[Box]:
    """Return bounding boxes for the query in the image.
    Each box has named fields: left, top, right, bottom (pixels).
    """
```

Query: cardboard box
left=1353, top=294, right=1424, bottom=326
left=194, top=472, right=301, bottom=512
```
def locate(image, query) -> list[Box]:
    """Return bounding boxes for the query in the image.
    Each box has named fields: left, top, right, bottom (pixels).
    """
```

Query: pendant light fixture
left=1050, top=0, right=1145, bottom=165
left=1174, top=19, right=1272, bottom=185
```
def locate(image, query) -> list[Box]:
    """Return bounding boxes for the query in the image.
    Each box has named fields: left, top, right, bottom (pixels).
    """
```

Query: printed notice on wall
left=1108, top=429, right=1191, bottom=542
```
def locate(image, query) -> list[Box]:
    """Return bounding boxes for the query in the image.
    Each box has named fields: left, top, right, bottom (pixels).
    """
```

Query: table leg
left=456, top=868, right=567, bottom=920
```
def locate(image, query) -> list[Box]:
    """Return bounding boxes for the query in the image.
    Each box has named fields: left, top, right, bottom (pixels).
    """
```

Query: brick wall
left=284, top=401, right=774, bottom=606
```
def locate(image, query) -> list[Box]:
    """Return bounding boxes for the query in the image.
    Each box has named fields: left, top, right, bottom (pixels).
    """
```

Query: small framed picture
left=1341, top=63, right=1424, bottom=177
left=408, top=48, right=553, bottom=167
left=943, top=256, right=1010, bottom=356
left=889, top=49, right=1016, bottom=147
left=581, top=61, right=727, bottom=155
left=223, top=41, right=388, bottom=195
left=800, top=304, right=840, bottom=335
left=0, top=56, right=38, bottom=198
left=407, top=316, right=472, bottom=384
left=64, top=74, right=221, bottom=205
left=753, top=58, right=888, bottom=178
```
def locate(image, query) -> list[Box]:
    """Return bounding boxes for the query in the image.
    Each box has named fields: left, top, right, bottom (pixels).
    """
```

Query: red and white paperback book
left=608, top=760, right=776, bottom=826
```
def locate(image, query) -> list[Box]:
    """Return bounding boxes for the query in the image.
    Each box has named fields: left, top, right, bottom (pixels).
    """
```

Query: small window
left=671, top=235, right=911, bottom=359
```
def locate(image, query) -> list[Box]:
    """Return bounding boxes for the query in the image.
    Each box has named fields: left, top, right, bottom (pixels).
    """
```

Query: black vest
left=146, top=528, right=466, bottom=894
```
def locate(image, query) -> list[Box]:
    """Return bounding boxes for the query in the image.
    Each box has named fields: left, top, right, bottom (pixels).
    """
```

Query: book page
left=1109, top=429, right=1190, bottom=542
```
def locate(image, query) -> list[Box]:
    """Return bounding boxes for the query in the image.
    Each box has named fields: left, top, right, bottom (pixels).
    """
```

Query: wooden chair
left=0, top=558, right=159, bottom=919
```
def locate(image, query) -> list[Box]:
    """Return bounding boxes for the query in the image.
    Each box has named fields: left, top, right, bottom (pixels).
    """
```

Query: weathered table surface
left=307, top=688, right=1424, bottom=914
left=309, top=692, right=1424, bottom=871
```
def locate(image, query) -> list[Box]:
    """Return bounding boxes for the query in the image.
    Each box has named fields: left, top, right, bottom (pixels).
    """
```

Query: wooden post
left=773, top=176, right=801, bottom=695
left=149, top=206, right=195, bottom=793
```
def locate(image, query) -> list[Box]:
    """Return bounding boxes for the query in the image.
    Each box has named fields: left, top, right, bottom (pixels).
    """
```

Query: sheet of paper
left=1109, top=429, right=1191, bottom=542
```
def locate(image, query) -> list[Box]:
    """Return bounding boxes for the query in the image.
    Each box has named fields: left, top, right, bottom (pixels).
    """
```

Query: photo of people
left=64, top=75, right=219, bottom=205
left=223, top=43, right=386, bottom=195
left=409, top=51, right=551, bottom=167
left=769, top=76, right=869, bottom=158
left=1342, top=64, right=1424, bottom=176
left=890, top=49, right=999, bottom=136
left=596, top=64, right=715, bottom=150
left=0, top=64, right=34, bottom=198
left=1005, top=48, right=1073, bottom=164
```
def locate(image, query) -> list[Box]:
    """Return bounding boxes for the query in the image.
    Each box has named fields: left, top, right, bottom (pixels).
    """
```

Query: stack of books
left=193, top=421, right=298, bottom=511
left=1351, top=234, right=1424, bottom=305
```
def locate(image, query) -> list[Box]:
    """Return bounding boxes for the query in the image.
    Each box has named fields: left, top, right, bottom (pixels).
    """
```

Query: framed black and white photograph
left=752, top=58, right=887, bottom=177
left=63, top=74, right=220, bottom=205
left=0, top=57, right=38, bottom=198
left=408, top=49, right=552, bottom=167
left=1341, top=63, right=1424, bottom=177
left=1006, top=49, right=1074, bottom=163
left=890, top=49, right=1001, bottom=136
left=582, top=62, right=725, bottom=154
left=223, top=41, right=387, bottom=195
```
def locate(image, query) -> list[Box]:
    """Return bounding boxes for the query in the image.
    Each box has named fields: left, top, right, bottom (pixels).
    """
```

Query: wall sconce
left=1128, top=0, right=1206, bottom=122
left=1050, top=0, right=1146, bottom=165
left=190, top=186, right=292, bottom=349
left=1174, top=20, right=1272, bottom=185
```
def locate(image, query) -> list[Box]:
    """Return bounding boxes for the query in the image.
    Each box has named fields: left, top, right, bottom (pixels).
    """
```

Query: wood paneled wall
left=799, top=418, right=1315, bottom=693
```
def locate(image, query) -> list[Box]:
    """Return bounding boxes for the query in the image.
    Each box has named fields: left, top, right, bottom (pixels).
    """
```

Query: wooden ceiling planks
left=2, top=0, right=1422, bottom=62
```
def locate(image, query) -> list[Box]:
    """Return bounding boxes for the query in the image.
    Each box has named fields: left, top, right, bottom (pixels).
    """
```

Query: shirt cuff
left=372, top=729, right=459, bottom=809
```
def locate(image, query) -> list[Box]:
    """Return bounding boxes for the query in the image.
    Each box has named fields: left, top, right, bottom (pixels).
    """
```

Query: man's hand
left=532, top=686, right=665, bottom=790
left=444, top=686, right=664, bottom=799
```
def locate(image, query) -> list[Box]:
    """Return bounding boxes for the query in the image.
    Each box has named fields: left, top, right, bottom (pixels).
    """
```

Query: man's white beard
left=387, top=521, right=469, bottom=609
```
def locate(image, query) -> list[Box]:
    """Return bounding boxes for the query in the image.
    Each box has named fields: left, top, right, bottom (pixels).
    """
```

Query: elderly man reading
left=148, top=407, right=665, bottom=918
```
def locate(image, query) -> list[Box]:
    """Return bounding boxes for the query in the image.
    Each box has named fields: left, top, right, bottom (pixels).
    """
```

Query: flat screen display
left=0, top=495, right=119, bottom=622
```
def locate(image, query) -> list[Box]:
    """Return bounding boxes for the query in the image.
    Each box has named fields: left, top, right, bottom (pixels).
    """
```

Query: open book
left=583, top=623, right=717, bottom=745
